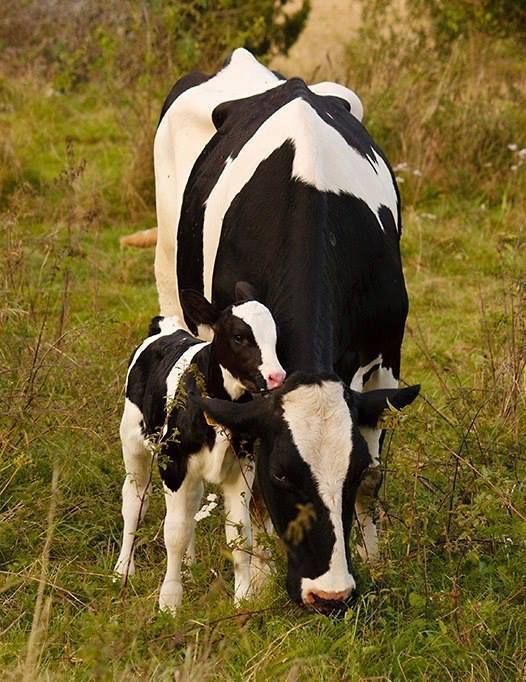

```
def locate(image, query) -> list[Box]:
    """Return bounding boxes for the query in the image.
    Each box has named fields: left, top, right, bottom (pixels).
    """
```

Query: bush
left=0, top=0, right=309, bottom=92
left=346, top=4, right=526, bottom=205
left=413, top=0, right=526, bottom=43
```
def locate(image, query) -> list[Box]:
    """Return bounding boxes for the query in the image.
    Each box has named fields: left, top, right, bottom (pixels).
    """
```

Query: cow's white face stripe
left=231, top=301, right=285, bottom=381
left=281, top=381, right=356, bottom=598
left=202, top=97, right=397, bottom=299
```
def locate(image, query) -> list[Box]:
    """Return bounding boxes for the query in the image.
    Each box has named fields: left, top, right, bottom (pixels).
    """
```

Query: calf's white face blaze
left=231, top=301, right=286, bottom=390
left=282, top=381, right=356, bottom=602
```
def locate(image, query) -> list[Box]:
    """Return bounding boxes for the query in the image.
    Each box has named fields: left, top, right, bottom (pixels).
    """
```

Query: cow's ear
left=180, top=290, right=220, bottom=327
left=352, top=385, right=420, bottom=428
left=190, top=393, right=274, bottom=436
left=234, top=280, right=258, bottom=302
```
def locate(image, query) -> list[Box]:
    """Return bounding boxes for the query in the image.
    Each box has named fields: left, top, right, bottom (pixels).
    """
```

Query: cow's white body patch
left=309, top=81, right=363, bottom=121
left=354, top=361, right=398, bottom=561
left=154, top=48, right=364, bottom=316
left=350, top=354, right=382, bottom=392
left=232, top=301, right=285, bottom=385
left=281, top=381, right=356, bottom=599
left=202, top=97, right=397, bottom=299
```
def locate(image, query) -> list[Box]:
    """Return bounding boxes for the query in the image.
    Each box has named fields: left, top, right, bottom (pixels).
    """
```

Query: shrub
left=0, top=0, right=309, bottom=91
left=412, top=0, right=526, bottom=43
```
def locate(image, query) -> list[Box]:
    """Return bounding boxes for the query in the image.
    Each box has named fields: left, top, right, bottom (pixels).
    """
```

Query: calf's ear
left=352, top=385, right=420, bottom=428
left=190, top=393, right=274, bottom=435
left=180, top=290, right=220, bottom=327
left=234, top=280, right=258, bottom=302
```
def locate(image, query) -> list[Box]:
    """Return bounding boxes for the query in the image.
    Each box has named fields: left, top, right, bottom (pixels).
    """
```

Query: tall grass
left=0, top=5, right=525, bottom=679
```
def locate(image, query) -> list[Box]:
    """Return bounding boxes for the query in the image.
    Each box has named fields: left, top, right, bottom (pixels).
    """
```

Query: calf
left=114, top=283, right=285, bottom=613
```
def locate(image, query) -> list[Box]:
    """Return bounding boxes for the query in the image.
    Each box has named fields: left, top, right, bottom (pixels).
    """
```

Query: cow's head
left=192, top=372, right=419, bottom=614
left=181, top=282, right=286, bottom=398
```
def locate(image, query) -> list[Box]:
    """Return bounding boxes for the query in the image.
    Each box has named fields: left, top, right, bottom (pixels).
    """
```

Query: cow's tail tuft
left=120, top=227, right=158, bottom=248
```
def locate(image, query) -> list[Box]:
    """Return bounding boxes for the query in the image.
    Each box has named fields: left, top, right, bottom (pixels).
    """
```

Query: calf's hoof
left=114, top=557, right=135, bottom=578
left=159, top=580, right=183, bottom=615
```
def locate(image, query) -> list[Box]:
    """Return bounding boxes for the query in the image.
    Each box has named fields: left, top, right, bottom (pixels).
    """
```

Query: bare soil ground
left=271, top=0, right=363, bottom=80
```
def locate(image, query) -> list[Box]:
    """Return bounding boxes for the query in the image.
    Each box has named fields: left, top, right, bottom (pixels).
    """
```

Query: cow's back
left=173, top=78, right=406, bottom=370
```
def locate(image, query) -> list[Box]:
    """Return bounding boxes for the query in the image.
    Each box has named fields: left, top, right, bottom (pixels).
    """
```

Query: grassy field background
left=1, top=2, right=525, bottom=679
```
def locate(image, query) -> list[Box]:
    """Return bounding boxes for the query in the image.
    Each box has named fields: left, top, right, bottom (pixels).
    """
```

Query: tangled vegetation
left=0, top=1, right=524, bottom=679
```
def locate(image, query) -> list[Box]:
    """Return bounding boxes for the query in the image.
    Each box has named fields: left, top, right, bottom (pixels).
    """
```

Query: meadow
left=1, top=2, right=525, bottom=679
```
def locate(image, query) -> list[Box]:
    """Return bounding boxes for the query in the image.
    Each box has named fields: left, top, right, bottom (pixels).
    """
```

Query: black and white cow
left=153, top=49, right=416, bottom=612
left=114, top=284, right=285, bottom=612
left=193, top=377, right=419, bottom=613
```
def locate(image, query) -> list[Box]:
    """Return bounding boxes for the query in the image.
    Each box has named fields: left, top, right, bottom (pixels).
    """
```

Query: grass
left=1, top=18, right=525, bottom=682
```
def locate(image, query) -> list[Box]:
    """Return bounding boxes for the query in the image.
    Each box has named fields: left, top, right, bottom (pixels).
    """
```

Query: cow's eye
left=232, top=334, right=243, bottom=345
left=271, top=471, right=292, bottom=489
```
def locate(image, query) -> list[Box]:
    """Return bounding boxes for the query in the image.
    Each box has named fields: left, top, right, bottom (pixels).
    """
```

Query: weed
left=0, top=4, right=524, bottom=679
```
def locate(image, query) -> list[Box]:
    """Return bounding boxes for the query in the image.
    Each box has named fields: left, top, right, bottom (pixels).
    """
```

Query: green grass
left=1, top=28, right=525, bottom=682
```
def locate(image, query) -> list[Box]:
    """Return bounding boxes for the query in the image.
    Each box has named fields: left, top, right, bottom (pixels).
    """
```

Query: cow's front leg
left=115, top=401, right=153, bottom=578
left=352, top=355, right=399, bottom=561
left=355, top=466, right=383, bottom=561
left=159, top=476, right=203, bottom=614
left=222, top=457, right=255, bottom=604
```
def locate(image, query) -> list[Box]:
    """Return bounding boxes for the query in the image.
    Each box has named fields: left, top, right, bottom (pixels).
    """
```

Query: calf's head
left=181, top=283, right=286, bottom=397
left=193, top=372, right=419, bottom=614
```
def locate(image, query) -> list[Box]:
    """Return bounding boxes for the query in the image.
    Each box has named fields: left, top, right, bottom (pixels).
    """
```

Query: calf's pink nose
left=266, top=370, right=286, bottom=390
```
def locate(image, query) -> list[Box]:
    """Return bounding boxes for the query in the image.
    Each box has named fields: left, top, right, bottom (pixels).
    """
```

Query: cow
left=152, top=48, right=417, bottom=613
left=114, top=283, right=285, bottom=612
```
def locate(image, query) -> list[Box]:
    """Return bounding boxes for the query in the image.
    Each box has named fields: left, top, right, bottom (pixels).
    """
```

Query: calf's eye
left=232, top=334, right=243, bottom=345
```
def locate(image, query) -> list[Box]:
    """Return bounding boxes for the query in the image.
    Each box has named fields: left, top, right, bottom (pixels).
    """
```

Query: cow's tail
left=120, top=227, right=158, bottom=248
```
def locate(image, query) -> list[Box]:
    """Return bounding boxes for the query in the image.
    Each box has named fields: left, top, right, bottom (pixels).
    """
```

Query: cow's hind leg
left=114, top=400, right=153, bottom=578
left=352, top=352, right=400, bottom=561
left=159, top=476, right=203, bottom=613
left=222, top=457, right=255, bottom=604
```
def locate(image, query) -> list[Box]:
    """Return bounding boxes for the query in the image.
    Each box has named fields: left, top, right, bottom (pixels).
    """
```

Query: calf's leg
left=222, top=457, right=255, bottom=604
left=159, top=476, right=203, bottom=613
left=114, top=401, right=153, bottom=578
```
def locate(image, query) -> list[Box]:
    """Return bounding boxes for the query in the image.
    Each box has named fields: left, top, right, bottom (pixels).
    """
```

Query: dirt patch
left=270, top=0, right=363, bottom=81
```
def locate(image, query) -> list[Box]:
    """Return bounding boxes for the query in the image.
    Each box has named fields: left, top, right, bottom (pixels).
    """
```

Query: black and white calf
left=114, top=284, right=285, bottom=612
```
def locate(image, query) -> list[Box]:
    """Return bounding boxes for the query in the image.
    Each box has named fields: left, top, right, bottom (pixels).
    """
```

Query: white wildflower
left=517, top=148, right=526, bottom=160
left=395, top=176, right=405, bottom=183
left=508, top=143, right=518, bottom=151
left=206, top=493, right=218, bottom=502
left=393, top=162, right=409, bottom=172
left=511, top=165, right=518, bottom=172
left=194, top=500, right=218, bottom=522
left=194, top=509, right=209, bottom=521
left=412, top=169, right=422, bottom=176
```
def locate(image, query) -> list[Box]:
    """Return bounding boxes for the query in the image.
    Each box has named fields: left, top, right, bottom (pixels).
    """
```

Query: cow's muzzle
left=304, top=588, right=357, bottom=617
